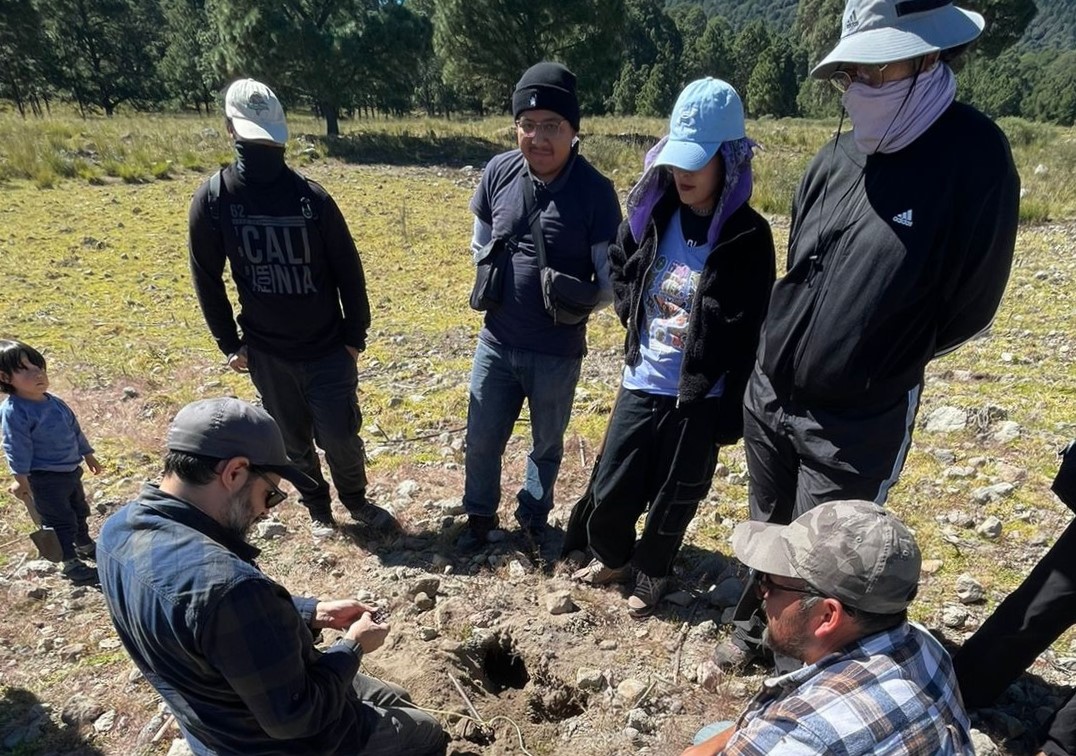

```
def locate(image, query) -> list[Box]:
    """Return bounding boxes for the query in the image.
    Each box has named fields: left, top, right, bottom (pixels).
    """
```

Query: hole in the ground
left=481, top=637, right=530, bottom=693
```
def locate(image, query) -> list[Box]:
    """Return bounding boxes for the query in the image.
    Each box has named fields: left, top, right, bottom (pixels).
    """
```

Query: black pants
left=28, top=468, right=91, bottom=561
left=565, top=389, right=720, bottom=579
left=731, top=366, right=921, bottom=657
left=248, top=345, right=368, bottom=518
left=954, top=518, right=1076, bottom=756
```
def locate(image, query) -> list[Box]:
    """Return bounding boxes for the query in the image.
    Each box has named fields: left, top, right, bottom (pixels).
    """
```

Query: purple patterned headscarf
left=626, top=136, right=756, bottom=248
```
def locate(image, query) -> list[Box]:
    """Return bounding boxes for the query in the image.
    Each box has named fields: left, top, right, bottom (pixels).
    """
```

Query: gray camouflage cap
left=731, top=500, right=921, bottom=613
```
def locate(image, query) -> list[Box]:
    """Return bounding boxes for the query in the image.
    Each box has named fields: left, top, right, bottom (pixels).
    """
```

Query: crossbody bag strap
left=520, top=169, right=548, bottom=270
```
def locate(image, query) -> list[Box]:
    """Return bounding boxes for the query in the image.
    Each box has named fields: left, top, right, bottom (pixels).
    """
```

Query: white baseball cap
left=224, top=78, right=289, bottom=146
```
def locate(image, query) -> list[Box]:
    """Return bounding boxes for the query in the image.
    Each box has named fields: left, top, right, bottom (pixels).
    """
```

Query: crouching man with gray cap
left=97, top=398, right=445, bottom=755
left=684, top=501, right=973, bottom=756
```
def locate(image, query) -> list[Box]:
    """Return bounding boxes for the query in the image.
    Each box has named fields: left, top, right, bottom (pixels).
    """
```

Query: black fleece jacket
left=610, top=189, right=776, bottom=442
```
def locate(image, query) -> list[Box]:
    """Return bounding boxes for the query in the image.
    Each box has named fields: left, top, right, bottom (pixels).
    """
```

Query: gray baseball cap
left=166, top=397, right=315, bottom=488
left=731, top=500, right=922, bottom=613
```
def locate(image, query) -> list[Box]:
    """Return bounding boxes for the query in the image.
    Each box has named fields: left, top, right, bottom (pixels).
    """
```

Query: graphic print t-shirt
left=622, top=210, right=725, bottom=398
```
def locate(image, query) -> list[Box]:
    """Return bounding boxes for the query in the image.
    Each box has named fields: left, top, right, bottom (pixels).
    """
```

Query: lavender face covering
left=841, top=63, right=956, bottom=154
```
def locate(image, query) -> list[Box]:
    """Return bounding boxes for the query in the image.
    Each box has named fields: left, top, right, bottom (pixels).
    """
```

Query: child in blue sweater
left=0, top=340, right=101, bottom=585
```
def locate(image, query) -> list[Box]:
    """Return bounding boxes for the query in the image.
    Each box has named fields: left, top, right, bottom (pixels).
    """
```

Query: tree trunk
left=323, top=103, right=339, bottom=136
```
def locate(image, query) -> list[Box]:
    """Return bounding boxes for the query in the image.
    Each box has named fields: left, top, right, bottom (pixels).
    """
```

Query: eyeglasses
left=516, top=118, right=565, bottom=139
left=250, top=469, right=287, bottom=509
left=829, top=63, right=890, bottom=93
left=756, top=573, right=826, bottom=600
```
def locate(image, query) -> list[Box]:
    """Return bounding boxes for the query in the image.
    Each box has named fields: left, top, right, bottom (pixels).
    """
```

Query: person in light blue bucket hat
left=564, top=78, right=775, bottom=619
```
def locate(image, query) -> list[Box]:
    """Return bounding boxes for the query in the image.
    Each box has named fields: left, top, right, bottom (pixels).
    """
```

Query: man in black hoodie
left=720, top=0, right=1020, bottom=669
left=188, top=78, right=396, bottom=536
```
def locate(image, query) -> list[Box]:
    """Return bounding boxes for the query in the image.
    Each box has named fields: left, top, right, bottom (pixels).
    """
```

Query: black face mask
left=234, top=141, right=286, bottom=184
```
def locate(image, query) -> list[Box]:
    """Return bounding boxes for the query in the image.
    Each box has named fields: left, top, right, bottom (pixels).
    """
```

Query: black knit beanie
left=512, top=62, right=580, bottom=131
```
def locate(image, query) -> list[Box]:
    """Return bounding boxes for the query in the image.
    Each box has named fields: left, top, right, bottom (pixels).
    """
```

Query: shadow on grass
left=0, top=687, right=107, bottom=755
left=316, top=133, right=508, bottom=167
left=966, top=671, right=1074, bottom=755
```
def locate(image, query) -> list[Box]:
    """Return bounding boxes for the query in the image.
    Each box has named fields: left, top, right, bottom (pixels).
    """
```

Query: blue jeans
left=463, top=340, right=582, bottom=527
left=248, top=345, right=367, bottom=517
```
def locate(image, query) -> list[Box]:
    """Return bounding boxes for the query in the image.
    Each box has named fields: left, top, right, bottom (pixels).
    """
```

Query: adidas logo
left=844, top=10, right=859, bottom=33
left=893, top=209, right=913, bottom=227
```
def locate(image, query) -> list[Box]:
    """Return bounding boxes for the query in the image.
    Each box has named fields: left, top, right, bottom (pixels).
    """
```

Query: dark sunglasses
left=250, top=469, right=288, bottom=509
left=756, top=573, right=825, bottom=600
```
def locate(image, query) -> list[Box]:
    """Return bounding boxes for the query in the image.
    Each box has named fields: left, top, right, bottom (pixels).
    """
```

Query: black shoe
left=75, top=539, right=96, bottom=560
left=61, top=559, right=99, bottom=586
left=309, top=511, right=337, bottom=537
left=349, top=502, right=400, bottom=533
left=457, top=514, right=498, bottom=551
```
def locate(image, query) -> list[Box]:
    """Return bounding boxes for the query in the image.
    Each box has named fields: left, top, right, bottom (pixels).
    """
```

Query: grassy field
left=0, top=110, right=1075, bottom=754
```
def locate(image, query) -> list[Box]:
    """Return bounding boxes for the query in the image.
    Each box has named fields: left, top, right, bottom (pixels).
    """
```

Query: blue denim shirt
left=97, top=485, right=373, bottom=755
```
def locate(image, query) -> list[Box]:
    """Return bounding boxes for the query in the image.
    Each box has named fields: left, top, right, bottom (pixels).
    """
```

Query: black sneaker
left=457, top=514, right=498, bottom=551
left=309, top=511, right=337, bottom=538
left=349, top=502, right=400, bottom=533
left=61, top=559, right=99, bottom=586
left=75, top=539, right=97, bottom=560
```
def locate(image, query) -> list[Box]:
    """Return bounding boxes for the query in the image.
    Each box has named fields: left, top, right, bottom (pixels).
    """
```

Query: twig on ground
left=672, top=598, right=704, bottom=686
left=3, top=552, right=28, bottom=579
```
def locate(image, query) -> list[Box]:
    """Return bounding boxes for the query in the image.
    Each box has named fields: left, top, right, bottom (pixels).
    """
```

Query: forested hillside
left=666, top=0, right=1075, bottom=52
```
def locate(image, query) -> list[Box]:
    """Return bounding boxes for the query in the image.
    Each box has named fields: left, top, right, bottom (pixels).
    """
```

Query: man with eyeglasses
left=97, top=398, right=446, bottom=756
left=459, top=61, right=622, bottom=549
left=683, top=500, right=973, bottom=756
left=721, top=0, right=1020, bottom=671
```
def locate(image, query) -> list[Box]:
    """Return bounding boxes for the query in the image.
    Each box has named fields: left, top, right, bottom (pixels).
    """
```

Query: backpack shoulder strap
left=207, top=169, right=223, bottom=230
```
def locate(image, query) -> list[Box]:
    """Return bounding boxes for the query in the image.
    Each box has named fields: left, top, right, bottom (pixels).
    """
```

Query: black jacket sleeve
left=608, top=219, right=639, bottom=328
left=935, top=143, right=1019, bottom=356
left=316, top=191, right=371, bottom=352
left=188, top=181, right=243, bottom=356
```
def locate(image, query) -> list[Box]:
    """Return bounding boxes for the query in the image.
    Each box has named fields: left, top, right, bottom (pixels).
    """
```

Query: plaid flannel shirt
left=723, top=622, right=974, bottom=756
left=98, top=485, right=369, bottom=755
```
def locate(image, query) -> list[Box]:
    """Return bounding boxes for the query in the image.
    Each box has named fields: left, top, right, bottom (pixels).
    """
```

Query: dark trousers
left=731, top=365, right=921, bottom=656
left=567, top=389, right=720, bottom=578
left=354, top=674, right=446, bottom=756
left=954, top=518, right=1076, bottom=755
left=28, top=468, right=91, bottom=561
left=248, top=345, right=367, bottom=517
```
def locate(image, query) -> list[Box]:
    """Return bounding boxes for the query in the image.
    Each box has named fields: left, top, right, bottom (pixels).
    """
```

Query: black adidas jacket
left=610, top=189, right=776, bottom=442
left=188, top=162, right=371, bottom=360
left=758, top=102, right=1020, bottom=409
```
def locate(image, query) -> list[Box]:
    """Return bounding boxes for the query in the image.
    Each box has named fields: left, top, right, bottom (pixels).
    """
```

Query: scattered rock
left=970, top=728, right=999, bottom=755
left=576, top=668, right=606, bottom=691
left=255, top=520, right=287, bottom=540
left=956, top=574, right=986, bottom=604
left=546, top=591, right=577, bottom=616
left=921, top=559, right=944, bottom=575
left=727, top=472, right=748, bottom=486
left=696, top=660, right=722, bottom=692
left=26, top=586, right=49, bottom=600
left=973, top=482, right=1016, bottom=504
left=433, top=498, right=465, bottom=516
left=61, top=643, right=86, bottom=662
left=626, top=707, right=654, bottom=733
left=14, top=560, right=56, bottom=579
left=941, top=605, right=968, bottom=628
left=713, top=463, right=729, bottom=478
left=925, top=406, right=966, bottom=433
left=98, top=638, right=122, bottom=650
left=93, top=709, right=116, bottom=733
left=507, top=560, right=528, bottom=579
left=995, top=462, right=1027, bottom=482
left=61, top=693, right=105, bottom=725
left=418, top=627, right=439, bottom=641
left=932, top=449, right=958, bottom=464
left=946, top=510, right=976, bottom=528
left=396, top=480, right=420, bottom=497
left=409, top=577, right=440, bottom=597
left=413, top=592, right=435, bottom=611
left=976, top=516, right=1003, bottom=539
left=615, top=678, right=648, bottom=705
left=992, top=421, right=1022, bottom=443
left=599, top=640, right=618, bottom=651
